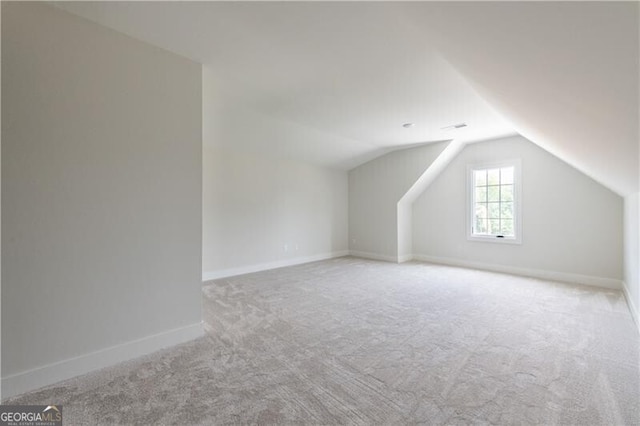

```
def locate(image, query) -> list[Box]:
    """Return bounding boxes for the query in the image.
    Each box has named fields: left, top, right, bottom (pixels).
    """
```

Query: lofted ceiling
left=54, top=1, right=638, bottom=195
left=52, top=2, right=515, bottom=164
left=399, top=1, right=639, bottom=196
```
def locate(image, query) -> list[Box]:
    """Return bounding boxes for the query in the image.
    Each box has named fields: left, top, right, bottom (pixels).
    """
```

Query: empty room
left=2, top=1, right=639, bottom=424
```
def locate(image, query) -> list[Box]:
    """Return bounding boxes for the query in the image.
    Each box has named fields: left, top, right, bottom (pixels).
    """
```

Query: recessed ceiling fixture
left=441, top=123, right=467, bottom=130
left=402, top=123, right=415, bottom=128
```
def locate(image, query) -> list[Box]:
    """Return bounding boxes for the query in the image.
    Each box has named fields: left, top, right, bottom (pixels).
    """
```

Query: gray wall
left=0, top=1, right=3, bottom=400
left=348, top=142, right=447, bottom=261
left=413, top=135, right=623, bottom=282
left=202, top=145, right=348, bottom=277
left=201, top=69, right=349, bottom=279
left=623, top=193, right=639, bottom=324
left=2, top=1, right=202, bottom=385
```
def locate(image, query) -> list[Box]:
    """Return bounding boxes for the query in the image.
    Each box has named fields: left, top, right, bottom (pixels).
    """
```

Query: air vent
left=441, top=123, right=467, bottom=130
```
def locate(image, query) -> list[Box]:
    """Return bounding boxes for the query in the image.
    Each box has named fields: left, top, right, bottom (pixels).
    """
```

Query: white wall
left=0, top=0, right=3, bottom=401
left=396, top=205, right=413, bottom=263
left=349, top=142, right=448, bottom=261
left=397, top=140, right=466, bottom=261
left=202, top=146, right=348, bottom=279
left=202, top=70, right=348, bottom=280
left=0, top=0, right=2, bottom=401
left=623, top=193, right=639, bottom=325
left=413, top=135, right=623, bottom=287
left=2, top=3, right=203, bottom=397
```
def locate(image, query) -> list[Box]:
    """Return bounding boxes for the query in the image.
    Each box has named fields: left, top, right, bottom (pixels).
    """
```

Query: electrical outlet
left=283, top=244, right=288, bottom=252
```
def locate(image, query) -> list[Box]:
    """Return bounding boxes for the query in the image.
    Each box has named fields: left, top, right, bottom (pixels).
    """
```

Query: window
left=467, top=160, right=521, bottom=244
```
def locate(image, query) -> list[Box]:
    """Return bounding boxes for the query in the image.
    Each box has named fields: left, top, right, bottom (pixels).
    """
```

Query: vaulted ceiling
left=400, top=2, right=638, bottom=196
left=54, top=1, right=638, bottom=196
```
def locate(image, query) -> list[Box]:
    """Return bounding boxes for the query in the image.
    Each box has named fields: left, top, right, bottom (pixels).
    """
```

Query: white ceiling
left=399, top=1, right=639, bottom=196
left=52, top=2, right=515, bottom=163
left=54, top=1, right=638, bottom=195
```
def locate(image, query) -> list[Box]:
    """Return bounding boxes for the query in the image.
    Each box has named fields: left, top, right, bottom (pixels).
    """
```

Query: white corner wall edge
left=413, top=254, right=623, bottom=290
left=202, top=251, right=350, bottom=281
left=622, top=282, right=640, bottom=333
left=399, top=139, right=465, bottom=206
left=2, top=322, right=204, bottom=400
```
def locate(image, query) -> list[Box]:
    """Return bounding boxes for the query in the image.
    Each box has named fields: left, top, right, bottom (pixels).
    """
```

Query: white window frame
left=467, top=159, right=522, bottom=244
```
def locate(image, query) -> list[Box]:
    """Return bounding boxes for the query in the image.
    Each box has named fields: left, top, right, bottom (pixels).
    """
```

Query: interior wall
left=202, top=146, right=349, bottom=279
left=397, top=140, right=467, bottom=262
left=0, top=0, right=3, bottom=401
left=624, top=193, right=639, bottom=325
left=413, top=135, right=623, bottom=285
left=396, top=205, right=412, bottom=262
left=202, top=70, right=348, bottom=279
left=348, top=142, right=448, bottom=261
left=2, top=2, right=202, bottom=395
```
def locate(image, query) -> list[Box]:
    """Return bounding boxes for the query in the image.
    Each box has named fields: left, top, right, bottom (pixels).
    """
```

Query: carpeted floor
left=6, top=257, right=640, bottom=424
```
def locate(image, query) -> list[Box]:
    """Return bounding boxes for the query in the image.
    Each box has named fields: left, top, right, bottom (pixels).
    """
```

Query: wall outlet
left=283, top=244, right=288, bottom=252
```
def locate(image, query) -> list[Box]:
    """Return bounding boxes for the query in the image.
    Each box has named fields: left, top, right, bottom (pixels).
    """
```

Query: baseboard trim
left=622, top=282, right=640, bottom=334
left=202, top=251, right=349, bottom=282
left=412, top=254, right=623, bottom=290
left=397, top=254, right=414, bottom=263
left=2, top=322, right=204, bottom=400
left=349, top=250, right=398, bottom=263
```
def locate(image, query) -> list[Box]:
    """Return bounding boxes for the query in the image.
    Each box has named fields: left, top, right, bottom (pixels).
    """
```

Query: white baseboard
left=349, top=250, right=398, bottom=263
left=202, top=251, right=349, bottom=282
left=2, top=322, right=204, bottom=400
left=622, top=282, right=639, bottom=334
left=397, top=254, right=414, bottom=263
left=412, top=254, right=623, bottom=290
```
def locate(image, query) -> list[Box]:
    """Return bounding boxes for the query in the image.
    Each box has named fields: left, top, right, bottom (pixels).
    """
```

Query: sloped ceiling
left=400, top=2, right=639, bottom=196
left=52, top=1, right=515, bottom=168
left=53, top=1, right=638, bottom=195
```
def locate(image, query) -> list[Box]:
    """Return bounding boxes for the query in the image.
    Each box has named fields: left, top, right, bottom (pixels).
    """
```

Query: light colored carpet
left=6, top=257, right=640, bottom=425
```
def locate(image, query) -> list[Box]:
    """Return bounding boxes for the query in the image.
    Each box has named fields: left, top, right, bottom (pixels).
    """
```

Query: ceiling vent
left=441, top=123, right=467, bottom=130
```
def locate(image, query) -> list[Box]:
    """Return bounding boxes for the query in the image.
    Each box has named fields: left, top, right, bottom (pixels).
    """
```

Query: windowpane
left=475, top=187, right=487, bottom=203
left=487, top=186, right=500, bottom=202
left=488, top=202, right=500, bottom=219
left=501, top=219, right=514, bottom=236
left=501, top=202, right=513, bottom=219
left=474, top=170, right=487, bottom=186
left=487, top=169, right=500, bottom=185
left=501, top=167, right=514, bottom=184
left=475, top=217, right=488, bottom=234
left=475, top=203, right=487, bottom=219
left=488, top=219, right=500, bottom=234
left=501, top=184, right=513, bottom=202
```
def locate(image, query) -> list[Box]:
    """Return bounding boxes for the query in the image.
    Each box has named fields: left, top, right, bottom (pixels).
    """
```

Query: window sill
left=467, top=235, right=522, bottom=245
